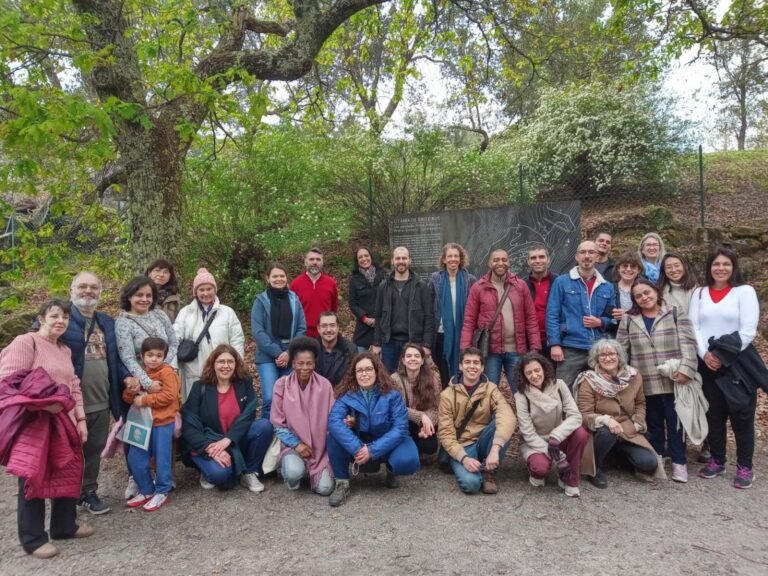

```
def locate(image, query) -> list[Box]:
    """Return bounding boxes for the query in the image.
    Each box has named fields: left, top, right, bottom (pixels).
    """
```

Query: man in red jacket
left=460, top=249, right=541, bottom=391
left=290, top=248, right=339, bottom=338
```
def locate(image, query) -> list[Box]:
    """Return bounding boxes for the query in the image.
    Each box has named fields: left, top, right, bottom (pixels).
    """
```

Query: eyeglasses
left=356, top=366, right=375, bottom=374
left=598, top=352, right=618, bottom=359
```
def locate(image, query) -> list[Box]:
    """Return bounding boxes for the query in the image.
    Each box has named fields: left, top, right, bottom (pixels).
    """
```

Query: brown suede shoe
left=481, top=472, right=498, bottom=494
left=73, top=523, right=95, bottom=538
left=31, top=542, right=59, bottom=559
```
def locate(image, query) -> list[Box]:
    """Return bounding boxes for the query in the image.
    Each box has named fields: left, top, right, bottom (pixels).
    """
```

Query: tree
left=0, top=0, right=389, bottom=264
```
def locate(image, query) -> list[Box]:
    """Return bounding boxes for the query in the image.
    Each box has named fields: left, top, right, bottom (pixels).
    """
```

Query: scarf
left=267, top=286, right=293, bottom=340
left=361, top=266, right=377, bottom=285
left=270, top=371, right=335, bottom=490
left=157, top=286, right=173, bottom=305
left=197, top=299, right=215, bottom=342
left=580, top=366, right=636, bottom=398
left=440, top=270, right=468, bottom=377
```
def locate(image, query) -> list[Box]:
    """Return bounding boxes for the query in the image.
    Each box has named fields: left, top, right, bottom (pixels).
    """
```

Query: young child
left=122, top=337, right=181, bottom=511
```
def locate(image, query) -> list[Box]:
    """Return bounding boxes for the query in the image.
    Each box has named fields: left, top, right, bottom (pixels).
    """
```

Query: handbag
left=470, top=284, right=511, bottom=358
left=119, top=405, right=153, bottom=450
left=177, top=310, right=218, bottom=363
left=261, top=435, right=281, bottom=474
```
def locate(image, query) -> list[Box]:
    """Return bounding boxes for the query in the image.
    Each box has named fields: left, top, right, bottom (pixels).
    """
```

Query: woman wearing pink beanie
left=174, top=268, right=245, bottom=401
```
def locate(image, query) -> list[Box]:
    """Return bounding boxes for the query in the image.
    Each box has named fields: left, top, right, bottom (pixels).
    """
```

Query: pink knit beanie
left=192, top=268, right=217, bottom=295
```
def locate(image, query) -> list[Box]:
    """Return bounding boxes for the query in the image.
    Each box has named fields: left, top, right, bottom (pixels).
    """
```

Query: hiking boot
left=529, top=475, right=545, bottom=487
left=240, top=472, right=265, bottom=494
left=481, top=472, right=498, bottom=494
left=558, top=479, right=580, bottom=497
left=384, top=471, right=399, bottom=489
left=329, top=479, right=350, bottom=507
left=671, top=463, right=688, bottom=483
left=698, top=460, right=726, bottom=479
left=143, top=493, right=169, bottom=511
left=733, top=466, right=754, bottom=489
left=124, top=476, right=139, bottom=500
left=31, top=542, right=59, bottom=559
left=126, top=493, right=151, bottom=508
left=79, top=491, right=111, bottom=515
left=199, top=476, right=215, bottom=490
left=590, top=469, right=607, bottom=489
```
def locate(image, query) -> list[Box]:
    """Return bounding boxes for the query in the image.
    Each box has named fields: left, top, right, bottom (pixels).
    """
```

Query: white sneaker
left=558, top=479, right=580, bottom=497
left=199, top=476, right=215, bottom=490
left=124, top=476, right=139, bottom=500
left=529, top=475, right=545, bottom=487
left=142, top=493, right=169, bottom=512
left=671, top=463, right=689, bottom=483
left=240, top=472, right=265, bottom=493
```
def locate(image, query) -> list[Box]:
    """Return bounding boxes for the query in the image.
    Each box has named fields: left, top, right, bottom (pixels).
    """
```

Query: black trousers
left=409, top=421, right=439, bottom=455
left=17, top=478, right=78, bottom=553
left=592, top=427, right=657, bottom=474
left=699, top=359, right=756, bottom=469
left=433, top=333, right=451, bottom=389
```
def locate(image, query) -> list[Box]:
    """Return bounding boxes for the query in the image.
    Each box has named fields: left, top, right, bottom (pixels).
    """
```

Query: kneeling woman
left=389, top=343, right=441, bottom=456
left=182, top=345, right=274, bottom=493
left=271, top=337, right=335, bottom=496
left=574, top=339, right=662, bottom=489
left=326, top=352, right=420, bottom=507
left=514, top=352, right=587, bottom=497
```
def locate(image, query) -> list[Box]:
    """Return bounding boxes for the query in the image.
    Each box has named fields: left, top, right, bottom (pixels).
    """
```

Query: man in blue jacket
left=546, top=241, right=616, bottom=388
left=63, top=272, right=134, bottom=515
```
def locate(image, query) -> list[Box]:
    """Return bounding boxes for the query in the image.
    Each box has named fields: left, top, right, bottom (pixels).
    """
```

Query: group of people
left=0, top=236, right=764, bottom=560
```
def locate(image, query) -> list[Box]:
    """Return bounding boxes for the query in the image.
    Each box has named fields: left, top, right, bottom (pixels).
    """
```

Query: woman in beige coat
left=514, top=353, right=588, bottom=497
left=575, top=339, right=663, bottom=489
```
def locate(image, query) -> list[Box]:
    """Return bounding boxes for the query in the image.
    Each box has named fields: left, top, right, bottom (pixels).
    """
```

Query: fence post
left=698, top=144, right=705, bottom=228
left=518, top=164, right=524, bottom=203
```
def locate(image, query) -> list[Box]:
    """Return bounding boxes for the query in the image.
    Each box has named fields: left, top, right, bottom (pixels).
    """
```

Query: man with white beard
left=62, top=272, right=135, bottom=515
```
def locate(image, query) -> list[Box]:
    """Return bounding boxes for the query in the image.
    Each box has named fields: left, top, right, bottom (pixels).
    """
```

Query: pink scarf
left=271, top=371, right=335, bottom=490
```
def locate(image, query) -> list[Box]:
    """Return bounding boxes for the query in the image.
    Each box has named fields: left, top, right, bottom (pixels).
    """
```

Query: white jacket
left=174, top=298, right=245, bottom=400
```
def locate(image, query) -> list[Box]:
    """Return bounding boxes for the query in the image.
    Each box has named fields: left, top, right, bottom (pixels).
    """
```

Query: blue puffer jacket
left=251, top=290, right=307, bottom=364
left=328, top=386, right=409, bottom=461
left=545, top=268, right=616, bottom=351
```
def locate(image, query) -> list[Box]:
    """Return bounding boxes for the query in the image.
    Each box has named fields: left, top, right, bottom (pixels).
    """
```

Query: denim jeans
left=646, top=393, right=686, bottom=465
left=257, top=354, right=292, bottom=421
left=191, top=419, right=274, bottom=487
left=127, top=422, right=175, bottom=496
left=484, top=352, right=520, bottom=391
left=281, top=451, right=335, bottom=496
left=327, top=431, right=420, bottom=480
left=449, top=420, right=510, bottom=494
left=381, top=339, right=407, bottom=374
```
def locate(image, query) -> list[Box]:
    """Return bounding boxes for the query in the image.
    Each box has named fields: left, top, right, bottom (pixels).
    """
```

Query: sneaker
left=199, top=476, right=215, bottom=490
left=671, top=463, right=688, bottom=483
left=558, top=479, right=580, bottom=497
left=481, top=472, right=498, bottom=495
left=240, top=472, right=265, bottom=493
left=143, top=493, right=169, bottom=511
left=733, top=466, right=754, bottom=490
left=126, top=493, right=151, bottom=508
left=590, top=469, right=608, bottom=489
left=698, top=460, right=726, bottom=479
left=79, top=491, right=111, bottom=515
left=329, top=479, right=350, bottom=507
left=124, top=476, right=139, bottom=500
left=31, top=542, right=59, bottom=559
left=529, top=475, right=545, bottom=487
left=384, top=471, right=399, bottom=489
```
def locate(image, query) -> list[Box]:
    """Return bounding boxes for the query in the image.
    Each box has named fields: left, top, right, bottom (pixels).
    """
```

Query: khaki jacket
left=438, top=377, right=516, bottom=462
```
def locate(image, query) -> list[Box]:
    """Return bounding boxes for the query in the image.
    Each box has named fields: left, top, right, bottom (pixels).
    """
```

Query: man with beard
left=460, top=249, right=540, bottom=391
left=524, top=245, right=558, bottom=357
left=290, top=248, right=339, bottom=338
left=546, top=241, right=616, bottom=388
left=315, top=311, right=357, bottom=386
left=371, top=246, right=434, bottom=373
left=63, top=272, right=135, bottom=514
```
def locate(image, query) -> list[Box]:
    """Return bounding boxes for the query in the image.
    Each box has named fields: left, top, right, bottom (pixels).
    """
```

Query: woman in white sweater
left=688, top=247, right=760, bottom=489
left=174, top=268, right=244, bottom=401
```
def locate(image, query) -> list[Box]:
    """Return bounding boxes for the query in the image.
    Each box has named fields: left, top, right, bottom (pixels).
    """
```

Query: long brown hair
left=335, top=352, right=396, bottom=398
left=394, top=343, right=438, bottom=412
left=200, top=344, right=249, bottom=385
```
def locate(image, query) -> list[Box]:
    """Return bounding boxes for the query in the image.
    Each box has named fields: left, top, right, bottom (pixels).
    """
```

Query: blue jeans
left=484, top=352, right=520, bottom=391
left=381, top=339, right=407, bottom=374
left=257, top=356, right=292, bottom=421
left=127, top=422, right=175, bottom=496
left=449, top=420, right=510, bottom=494
left=327, top=432, right=420, bottom=480
left=646, top=393, right=686, bottom=465
left=191, top=419, right=274, bottom=487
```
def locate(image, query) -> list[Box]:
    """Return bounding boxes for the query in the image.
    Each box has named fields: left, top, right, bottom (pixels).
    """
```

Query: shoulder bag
left=177, top=310, right=218, bottom=363
left=471, top=284, right=511, bottom=358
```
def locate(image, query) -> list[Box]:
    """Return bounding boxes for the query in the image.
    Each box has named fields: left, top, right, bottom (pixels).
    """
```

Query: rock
left=0, top=310, right=37, bottom=348
left=729, top=238, right=762, bottom=256
left=730, top=225, right=764, bottom=240
left=644, top=205, right=675, bottom=230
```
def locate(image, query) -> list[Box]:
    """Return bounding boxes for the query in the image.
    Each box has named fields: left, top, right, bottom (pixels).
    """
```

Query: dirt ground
left=1, top=436, right=768, bottom=576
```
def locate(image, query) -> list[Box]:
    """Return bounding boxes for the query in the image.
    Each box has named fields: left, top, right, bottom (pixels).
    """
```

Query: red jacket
left=460, top=272, right=542, bottom=355
left=290, top=272, right=339, bottom=337
left=0, top=368, right=83, bottom=500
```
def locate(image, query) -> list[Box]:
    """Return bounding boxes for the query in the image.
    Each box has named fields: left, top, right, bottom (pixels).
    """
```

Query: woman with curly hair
left=326, top=352, right=420, bottom=507
left=145, top=259, right=182, bottom=323
left=389, top=343, right=441, bottom=456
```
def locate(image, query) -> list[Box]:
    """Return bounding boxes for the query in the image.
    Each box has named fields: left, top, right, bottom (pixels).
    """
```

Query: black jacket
left=315, top=335, right=357, bottom=386
left=348, top=267, right=388, bottom=348
left=709, top=332, right=768, bottom=412
left=373, top=271, right=434, bottom=347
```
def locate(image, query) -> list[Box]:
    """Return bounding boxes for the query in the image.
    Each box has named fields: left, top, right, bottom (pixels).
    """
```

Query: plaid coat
left=616, top=307, right=698, bottom=396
